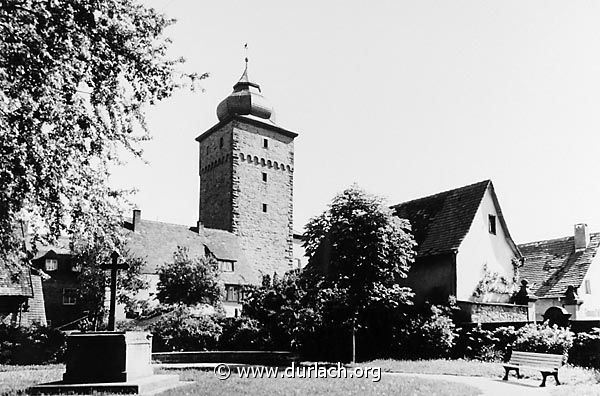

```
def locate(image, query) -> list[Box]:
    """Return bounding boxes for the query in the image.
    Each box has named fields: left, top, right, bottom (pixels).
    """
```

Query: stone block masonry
left=198, top=117, right=296, bottom=281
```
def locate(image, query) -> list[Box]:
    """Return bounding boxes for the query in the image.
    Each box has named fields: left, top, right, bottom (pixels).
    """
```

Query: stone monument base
left=29, top=331, right=190, bottom=395
left=29, top=374, right=189, bottom=395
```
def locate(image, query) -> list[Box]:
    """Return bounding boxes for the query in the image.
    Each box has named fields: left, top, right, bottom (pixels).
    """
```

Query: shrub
left=569, top=328, right=600, bottom=369
left=396, top=305, right=456, bottom=359
left=453, top=325, right=518, bottom=361
left=454, top=325, right=499, bottom=361
left=513, top=323, right=574, bottom=358
left=150, top=306, right=222, bottom=352
left=0, top=323, right=66, bottom=364
left=218, top=316, right=268, bottom=350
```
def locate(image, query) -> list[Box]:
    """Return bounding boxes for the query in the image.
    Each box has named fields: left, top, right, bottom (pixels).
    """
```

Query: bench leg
left=540, top=372, right=548, bottom=387
left=503, top=367, right=520, bottom=381
left=553, top=372, right=560, bottom=386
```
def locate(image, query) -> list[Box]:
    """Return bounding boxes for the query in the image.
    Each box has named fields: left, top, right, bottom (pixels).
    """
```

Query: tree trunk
left=352, top=325, right=356, bottom=363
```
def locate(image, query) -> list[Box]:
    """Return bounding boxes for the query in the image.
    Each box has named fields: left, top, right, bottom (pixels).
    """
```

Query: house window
left=225, top=285, right=240, bottom=302
left=585, top=280, right=592, bottom=294
left=488, top=215, right=496, bottom=235
left=71, top=263, right=82, bottom=273
left=262, top=203, right=268, bottom=213
left=263, top=138, right=268, bottom=148
left=219, top=260, right=234, bottom=272
left=45, top=259, right=58, bottom=271
left=219, top=137, right=224, bottom=148
left=62, top=288, right=77, bottom=305
left=262, top=172, right=267, bottom=182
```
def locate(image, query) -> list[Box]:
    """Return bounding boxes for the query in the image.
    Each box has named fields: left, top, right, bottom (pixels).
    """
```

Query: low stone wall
left=152, top=351, right=297, bottom=366
left=457, top=300, right=528, bottom=323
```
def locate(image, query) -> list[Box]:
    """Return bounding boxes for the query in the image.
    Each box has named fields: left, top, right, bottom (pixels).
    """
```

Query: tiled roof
left=391, top=180, right=491, bottom=257
left=519, top=233, right=600, bottom=298
left=124, top=220, right=258, bottom=285
left=0, top=256, right=33, bottom=297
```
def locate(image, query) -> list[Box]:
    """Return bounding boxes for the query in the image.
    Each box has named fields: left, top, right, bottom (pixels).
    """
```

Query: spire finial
left=244, top=43, right=248, bottom=65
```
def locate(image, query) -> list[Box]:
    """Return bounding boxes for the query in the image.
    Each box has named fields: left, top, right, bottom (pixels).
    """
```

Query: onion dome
left=216, top=60, right=275, bottom=122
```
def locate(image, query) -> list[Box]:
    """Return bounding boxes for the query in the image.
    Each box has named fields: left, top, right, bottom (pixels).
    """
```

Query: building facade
left=196, top=62, right=298, bottom=277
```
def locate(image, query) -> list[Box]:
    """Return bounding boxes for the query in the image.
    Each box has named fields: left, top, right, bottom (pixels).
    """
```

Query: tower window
left=206, top=146, right=209, bottom=155
left=219, top=137, right=223, bottom=148
left=488, top=215, right=496, bottom=235
left=263, top=138, right=268, bottom=148
left=262, top=172, right=267, bottom=182
left=262, top=203, right=268, bottom=213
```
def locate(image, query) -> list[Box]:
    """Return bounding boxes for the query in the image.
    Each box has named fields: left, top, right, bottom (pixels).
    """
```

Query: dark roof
left=392, top=180, right=490, bottom=257
left=124, top=220, right=258, bottom=285
left=392, top=180, right=521, bottom=259
left=519, top=233, right=600, bottom=298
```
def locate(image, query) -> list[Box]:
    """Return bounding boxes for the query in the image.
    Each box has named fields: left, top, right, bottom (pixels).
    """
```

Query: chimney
left=133, top=209, right=141, bottom=232
left=574, top=223, right=590, bottom=250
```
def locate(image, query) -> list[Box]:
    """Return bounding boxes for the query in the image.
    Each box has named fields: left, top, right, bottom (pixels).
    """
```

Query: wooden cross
left=100, top=251, right=128, bottom=331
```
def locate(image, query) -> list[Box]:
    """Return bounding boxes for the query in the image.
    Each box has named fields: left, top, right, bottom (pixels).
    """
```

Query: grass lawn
left=156, top=368, right=480, bottom=396
left=368, top=358, right=600, bottom=395
left=0, top=364, right=63, bottom=396
left=0, top=364, right=479, bottom=396
left=369, top=358, right=600, bottom=384
left=2, top=360, right=600, bottom=395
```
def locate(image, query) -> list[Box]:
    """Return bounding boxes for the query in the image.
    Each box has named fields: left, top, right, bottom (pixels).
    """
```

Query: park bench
left=502, top=350, right=564, bottom=387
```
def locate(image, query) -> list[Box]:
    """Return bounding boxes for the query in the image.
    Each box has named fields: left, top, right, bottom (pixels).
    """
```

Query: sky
left=111, top=0, right=600, bottom=244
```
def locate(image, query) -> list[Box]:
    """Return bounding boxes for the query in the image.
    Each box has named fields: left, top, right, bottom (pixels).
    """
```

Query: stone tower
left=196, top=61, right=298, bottom=278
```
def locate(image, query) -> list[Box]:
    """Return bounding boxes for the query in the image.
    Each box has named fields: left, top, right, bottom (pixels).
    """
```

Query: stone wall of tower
left=198, top=124, right=234, bottom=231
left=231, top=120, right=294, bottom=276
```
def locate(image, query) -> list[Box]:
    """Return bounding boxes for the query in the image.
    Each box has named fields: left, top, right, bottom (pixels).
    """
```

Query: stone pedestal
left=29, top=331, right=190, bottom=395
left=63, top=331, right=154, bottom=383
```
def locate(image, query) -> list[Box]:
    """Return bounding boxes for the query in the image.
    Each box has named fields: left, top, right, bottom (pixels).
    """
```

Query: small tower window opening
left=488, top=215, right=497, bottom=235
left=262, top=203, right=268, bottom=213
left=219, top=137, right=224, bottom=148
left=262, top=172, right=267, bottom=182
left=206, top=146, right=209, bottom=155
left=263, top=138, right=268, bottom=148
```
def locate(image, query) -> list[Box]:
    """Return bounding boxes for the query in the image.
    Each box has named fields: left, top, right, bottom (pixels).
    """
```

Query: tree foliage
left=0, top=0, right=206, bottom=257
left=157, top=246, right=223, bottom=307
left=242, top=271, right=322, bottom=351
left=0, top=0, right=205, bottom=323
left=243, top=185, right=418, bottom=361
left=304, top=185, right=417, bottom=328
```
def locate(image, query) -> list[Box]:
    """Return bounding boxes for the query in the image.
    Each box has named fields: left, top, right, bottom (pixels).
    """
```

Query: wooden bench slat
left=509, top=359, right=562, bottom=366
left=511, top=352, right=562, bottom=358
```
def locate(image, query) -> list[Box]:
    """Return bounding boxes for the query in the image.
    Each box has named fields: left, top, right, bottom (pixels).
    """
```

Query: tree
left=304, top=184, right=417, bottom=362
left=0, top=0, right=206, bottom=259
left=156, top=246, right=223, bottom=307
left=0, top=1, right=206, bottom=323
